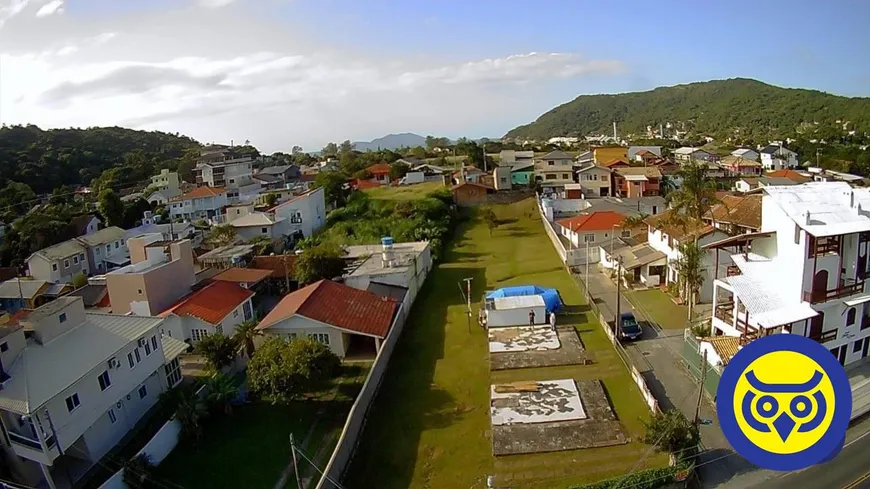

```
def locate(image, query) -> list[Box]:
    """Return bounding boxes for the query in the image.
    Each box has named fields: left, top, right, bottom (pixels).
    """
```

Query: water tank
left=381, top=236, right=394, bottom=249
left=381, top=236, right=395, bottom=268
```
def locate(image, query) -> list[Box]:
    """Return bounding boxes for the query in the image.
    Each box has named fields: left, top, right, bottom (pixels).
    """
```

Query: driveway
left=574, top=267, right=760, bottom=487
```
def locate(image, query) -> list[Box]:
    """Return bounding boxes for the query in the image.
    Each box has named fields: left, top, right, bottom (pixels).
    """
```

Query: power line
left=292, top=442, right=347, bottom=489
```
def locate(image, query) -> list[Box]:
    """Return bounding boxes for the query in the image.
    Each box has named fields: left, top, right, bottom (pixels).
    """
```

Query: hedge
left=568, top=462, right=694, bottom=489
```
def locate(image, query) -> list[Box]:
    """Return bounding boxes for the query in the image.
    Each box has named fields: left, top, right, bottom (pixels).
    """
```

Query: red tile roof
left=366, top=163, right=392, bottom=175
left=249, top=255, right=296, bottom=279
left=767, top=169, right=810, bottom=183
left=257, top=280, right=397, bottom=338
left=355, top=179, right=382, bottom=190
left=214, top=267, right=273, bottom=285
left=180, top=186, right=226, bottom=200
left=556, top=211, right=627, bottom=232
left=160, top=281, right=254, bottom=325
left=602, top=158, right=629, bottom=167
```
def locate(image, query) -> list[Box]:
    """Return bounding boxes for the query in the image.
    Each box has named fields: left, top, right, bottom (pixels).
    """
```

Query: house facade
left=452, top=182, right=492, bottom=206
left=366, top=163, right=392, bottom=185
left=510, top=163, right=535, bottom=185
left=575, top=165, right=611, bottom=197
left=674, top=147, right=715, bottom=162
left=196, top=146, right=255, bottom=189
left=592, top=146, right=628, bottom=166
left=78, top=227, right=130, bottom=275
left=731, top=148, right=759, bottom=161
left=493, top=166, right=512, bottom=190
left=150, top=169, right=180, bottom=192
left=0, top=297, right=186, bottom=489
left=613, top=167, right=662, bottom=198
left=535, top=150, right=575, bottom=188
left=26, top=241, right=88, bottom=284
left=268, top=187, right=326, bottom=239
left=168, top=186, right=229, bottom=222
left=160, top=281, right=255, bottom=344
left=556, top=211, right=633, bottom=248
left=760, top=144, right=799, bottom=171
left=709, top=182, right=870, bottom=367
left=230, top=213, right=290, bottom=242
left=719, top=156, right=762, bottom=177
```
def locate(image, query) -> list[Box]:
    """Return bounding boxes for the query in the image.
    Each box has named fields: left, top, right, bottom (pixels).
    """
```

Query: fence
left=313, top=301, right=408, bottom=489
left=681, top=330, right=721, bottom=403
left=97, top=420, right=182, bottom=489
left=538, top=200, right=585, bottom=267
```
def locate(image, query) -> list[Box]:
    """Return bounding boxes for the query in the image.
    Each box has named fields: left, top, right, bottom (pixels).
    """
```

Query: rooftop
left=720, top=155, right=761, bottom=167
left=229, top=212, right=283, bottom=227
left=556, top=211, right=627, bottom=233
left=177, top=186, right=226, bottom=200
left=343, top=241, right=429, bottom=278
left=723, top=273, right=818, bottom=328
left=64, top=284, right=110, bottom=308
left=366, top=163, right=392, bottom=174
left=763, top=182, right=870, bottom=237
left=213, top=267, right=273, bottom=285
left=613, top=167, right=662, bottom=178
left=198, top=244, right=256, bottom=263
left=0, top=311, right=164, bottom=414
left=767, top=169, right=811, bottom=183
left=258, top=279, right=397, bottom=338
left=614, top=243, right=666, bottom=270
left=256, top=165, right=293, bottom=175
left=160, top=281, right=254, bottom=325
left=249, top=255, right=296, bottom=278
left=644, top=210, right=716, bottom=241
left=76, top=226, right=127, bottom=247
left=706, top=194, right=762, bottom=230
left=0, top=278, right=47, bottom=300
left=30, top=239, right=86, bottom=262
left=759, top=177, right=799, bottom=186
left=539, top=150, right=574, bottom=160
left=703, top=336, right=740, bottom=366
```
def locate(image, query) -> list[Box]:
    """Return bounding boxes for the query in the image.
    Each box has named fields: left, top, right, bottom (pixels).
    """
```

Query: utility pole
left=463, top=277, right=473, bottom=333
left=585, top=240, right=590, bottom=299
left=816, top=147, right=821, bottom=168
left=694, top=349, right=708, bottom=425
left=283, top=254, right=291, bottom=292
left=614, top=256, right=623, bottom=341
left=290, top=433, right=302, bottom=489
left=482, top=142, right=487, bottom=172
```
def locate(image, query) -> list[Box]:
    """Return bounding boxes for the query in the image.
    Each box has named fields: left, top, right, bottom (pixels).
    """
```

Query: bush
left=123, top=454, right=157, bottom=489
left=248, top=337, right=340, bottom=402
left=195, top=334, right=239, bottom=371
left=70, top=272, right=88, bottom=288
left=690, top=322, right=711, bottom=338
left=568, top=462, right=693, bottom=489
left=641, top=409, right=700, bottom=456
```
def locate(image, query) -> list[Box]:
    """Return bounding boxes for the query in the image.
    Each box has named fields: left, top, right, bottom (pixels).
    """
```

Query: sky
left=1, top=0, right=869, bottom=153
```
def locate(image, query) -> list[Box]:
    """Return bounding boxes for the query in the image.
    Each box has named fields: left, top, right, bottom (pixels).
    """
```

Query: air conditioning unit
left=137, top=338, right=146, bottom=347
left=107, top=358, right=121, bottom=370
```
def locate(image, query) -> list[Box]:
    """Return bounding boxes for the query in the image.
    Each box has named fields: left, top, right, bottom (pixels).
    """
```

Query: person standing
left=529, top=309, right=536, bottom=325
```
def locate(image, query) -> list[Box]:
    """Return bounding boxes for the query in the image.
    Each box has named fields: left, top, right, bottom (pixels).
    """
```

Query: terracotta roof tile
left=257, top=280, right=397, bottom=338
left=179, top=186, right=226, bottom=200
left=214, top=267, right=273, bottom=285
left=602, top=158, right=629, bottom=167
left=703, top=335, right=740, bottom=365
left=706, top=195, right=762, bottom=230
left=355, top=179, right=382, bottom=190
left=249, top=255, right=296, bottom=279
left=767, top=169, right=810, bottom=183
left=556, top=211, right=627, bottom=232
left=160, top=281, right=254, bottom=325
left=366, top=163, right=392, bottom=174
left=644, top=210, right=716, bottom=241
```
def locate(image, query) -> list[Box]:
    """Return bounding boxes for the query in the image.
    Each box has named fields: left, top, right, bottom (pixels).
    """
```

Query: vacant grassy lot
left=156, top=365, right=369, bottom=489
left=345, top=199, right=665, bottom=489
left=626, top=289, right=690, bottom=329
left=363, top=181, right=445, bottom=201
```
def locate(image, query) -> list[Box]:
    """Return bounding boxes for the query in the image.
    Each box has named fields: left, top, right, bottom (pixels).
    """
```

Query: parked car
left=618, top=312, right=642, bottom=341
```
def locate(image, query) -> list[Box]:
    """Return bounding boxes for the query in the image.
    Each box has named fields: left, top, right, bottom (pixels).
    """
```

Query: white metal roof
left=77, top=226, right=128, bottom=247
left=725, top=274, right=818, bottom=328
left=0, top=279, right=47, bottom=300
left=230, top=212, right=283, bottom=227
left=624, top=174, right=649, bottom=182
left=492, top=295, right=545, bottom=310
left=161, top=335, right=188, bottom=362
left=0, top=313, right=163, bottom=414
left=763, top=182, right=870, bottom=237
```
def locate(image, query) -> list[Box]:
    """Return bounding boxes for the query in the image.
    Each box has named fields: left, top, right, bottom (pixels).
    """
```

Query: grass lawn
left=344, top=199, right=666, bottom=489
left=625, top=289, right=690, bottom=329
left=363, top=181, right=445, bottom=201
left=155, top=365, right=369, bottom=489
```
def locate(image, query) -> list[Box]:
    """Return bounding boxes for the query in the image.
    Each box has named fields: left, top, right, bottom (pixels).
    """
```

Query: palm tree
left=234, top=320, right=261, bottom=359
left=206, top=374, right=237, bottom=416
left=674, top=240, right=705, bottom=318
left=620, top=213, right=649, bottom=232
left=248, top=235, right=273, bottom=255
left=169, top=385, right=206, bottom=443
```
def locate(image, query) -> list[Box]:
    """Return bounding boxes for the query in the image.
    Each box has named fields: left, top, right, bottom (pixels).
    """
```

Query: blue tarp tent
left=486, top=285, right=562, bottom=313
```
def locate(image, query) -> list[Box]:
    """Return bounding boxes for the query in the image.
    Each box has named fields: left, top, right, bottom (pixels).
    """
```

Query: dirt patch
left=490, top=326, right=591, bottom=370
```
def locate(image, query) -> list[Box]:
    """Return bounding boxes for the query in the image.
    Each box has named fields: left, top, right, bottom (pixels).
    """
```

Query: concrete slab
left=491, top=379, right=586, bottom=425
left=489, top=326, right=560, bottom=353
left=490, top=326, right=591, bottom=370
left=492, top=380, right=628, bottom=456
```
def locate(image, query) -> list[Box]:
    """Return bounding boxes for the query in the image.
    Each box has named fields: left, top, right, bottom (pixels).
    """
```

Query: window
left=65, top=393, right=80, bottom=413
left=583, top=233, right=595, bottom=243
left=308, top=333, right=330, bottom=345
left=59, top=313, right=67, bottom=323
left=290, top=212, right=303, bottom=224
left=64, top=259, right=70, bottom=268
left=73, top=256, right=79, bottom=264
left=106, top=245, right=111, bottom=253
left=0, top=342, right=6, bottom=352
left=144, top=339, right=151, bottom=356
left=545, top=174, right=556, bottom=180
left=108, top=408, right=117, bottom=424
left=96, top=248, right=101, bottom=255
left=855, top=340, right=863, bottom=353
left=151, top=336, right=158, bottom=352
left=138, top=385, right=148, bottom=399
left=794, top=224, right=801, bottom=244
left=562, top=174, right=569, bottom=179
left=164, top=359, right=182, bottom=387
left=98, top=370, right=111, bottom=391
left=128, top=352, right=135, bottom=368
left=243, top=301, right=253, bottom=320
left=233, top=310, right=239, bottom=318
left=192, top=329, right=209, bottom=342
left=79, top=254, right=85, bottom=262
left=115, top=242, right=120, bottom=249
left=547, top=161, right=554, bottom=166
left=847, top=308, right=857, bottom=326
left=621, top=230, right=632, bottom=238
left=52, top=263, right=58, bottom=271
left=262, top=227, right=269, bottom=234
left=134, top=348, right=141, bottom=363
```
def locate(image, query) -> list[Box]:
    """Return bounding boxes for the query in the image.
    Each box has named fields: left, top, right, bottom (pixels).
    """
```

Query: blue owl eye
left=756, top=395, right=779, bottom=418
left=790, top=395, right=813, bottom=418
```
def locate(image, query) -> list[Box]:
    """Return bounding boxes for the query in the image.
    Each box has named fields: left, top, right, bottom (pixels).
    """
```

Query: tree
left=674, top=240, right=705, bottom=321
left=314, top=171, right=349, bottom=208
left=98, top=189, right=124, bottom=227
left=291, top=145, right=303, bottom=155
left=294, top=243, right=346, bottom=285
left=205, top=373, right=237, bottom=416
left=234, top=320, right=261, bottom=359
left=195, top=334, right=239, bottom=371
left=263, top=192, right=278, bottom=207
left=71, top=273, right=88, bottom=288
left=339, top=140, right=354, bottom=155
left=409, top=146, right=427, bottom=159
left=0, top=182, right=36, bottom=221
left=159, top=384, right=206, bottom=443
left=248, top=337, right=340, bottom=402
left=248, top=235, right=273, bottom=255
left=321, top=142, right=338, bottom=157
left=206, top=224, right=237, bottom=247
left=641, top=409, right=700, bottom=457
left=390, top=162, right=411, bottom=180
left=483, top=207, right=498, bottom=236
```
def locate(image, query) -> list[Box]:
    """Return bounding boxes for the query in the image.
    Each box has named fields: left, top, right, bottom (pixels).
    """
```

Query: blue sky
left=1, top=0, right=868, bottom=151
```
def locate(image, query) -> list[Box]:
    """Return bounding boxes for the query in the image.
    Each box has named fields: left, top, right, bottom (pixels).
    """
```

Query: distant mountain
left=353, top=133, right=426, bottom=151
left=504, top=78, right=870, bottom=141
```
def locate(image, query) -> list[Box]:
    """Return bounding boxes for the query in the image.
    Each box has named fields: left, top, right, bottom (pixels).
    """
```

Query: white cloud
left=197, top=0, right=236, bottom=8
left=34, top=0, right=62, bottom=17
left=92, top=32, right=117, bottom=44
left=54, top=44, right=76, bottom=56
left=0, top=0, right=31, bottom=27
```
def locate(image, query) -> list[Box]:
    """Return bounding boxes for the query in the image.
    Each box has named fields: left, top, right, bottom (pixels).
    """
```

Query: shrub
left=248, top=337, right=341, bottom=402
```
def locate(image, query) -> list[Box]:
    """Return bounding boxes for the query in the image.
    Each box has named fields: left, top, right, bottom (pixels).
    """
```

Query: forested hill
left=505, top=78, right=870, bottom=141
left=0, top=125, right=201, bottom=194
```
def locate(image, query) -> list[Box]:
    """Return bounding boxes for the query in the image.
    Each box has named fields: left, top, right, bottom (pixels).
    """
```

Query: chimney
left=381, top=236, right=395, bottom=268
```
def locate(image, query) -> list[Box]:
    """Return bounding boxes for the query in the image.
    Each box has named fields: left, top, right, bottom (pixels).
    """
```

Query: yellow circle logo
left=733, top=350, right=835, bottom=454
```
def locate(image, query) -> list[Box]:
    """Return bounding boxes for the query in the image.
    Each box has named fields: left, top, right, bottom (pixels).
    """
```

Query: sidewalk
left=573, top=268, right=758, bottom=487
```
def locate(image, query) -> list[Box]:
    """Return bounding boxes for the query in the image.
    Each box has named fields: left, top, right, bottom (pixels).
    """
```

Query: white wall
left=262, top=316, right=348, bottom=357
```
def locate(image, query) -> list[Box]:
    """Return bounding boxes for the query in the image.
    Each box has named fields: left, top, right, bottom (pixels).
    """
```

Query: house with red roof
left=556, top=211, right=634, bottom=248
left=256, top=279, right=400, bottom=358
left=366, top=163, right=393, bottom=185
left=159, top=280, right=255, bottom=344
left=168, top=186, right=228, bottom=222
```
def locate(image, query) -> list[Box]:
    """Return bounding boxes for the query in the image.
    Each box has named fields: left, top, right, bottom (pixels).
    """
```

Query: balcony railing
left=8, top=431, right=56, bottom=451
left=803, top=280, right=865, bottom=304
left=714, top=302, right=753, bottom=333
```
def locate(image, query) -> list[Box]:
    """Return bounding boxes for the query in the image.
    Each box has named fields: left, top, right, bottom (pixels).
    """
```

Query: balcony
left=714, top=301, right=752, bottom=334
left=726, top=265, right=741, bottom=277
left=802, top=279, right=865, bottom=304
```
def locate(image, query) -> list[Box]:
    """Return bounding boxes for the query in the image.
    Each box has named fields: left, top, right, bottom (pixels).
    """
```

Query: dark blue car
left=619, top=312, right=642, bottom=341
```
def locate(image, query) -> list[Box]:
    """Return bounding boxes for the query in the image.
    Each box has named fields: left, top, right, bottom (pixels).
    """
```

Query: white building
left=168, top=186, right=229, bottom=222
left=147, top=188, right=182, bottom=206
left=267, top=187, right=326, bottom=239
left=673, top=147, right=715, bottom=162
left=230, top=213, right=290, bottom=242
left=26, top=241, right=88, bottom=284
left=710, top=182, right=870, bottom=367
left=150, top=169, right=180, bottom=192
left=0, top=297, right=187, bottom=489
left=159, top=280, right=255, bottom=345
left=759, top=144, right=799, bottom=170
left=731, top=148, right=759, bottom=161
left=196, top=146, right=255, bottom=189
left=628, top=146, right=662, bottom=161
left=78, top=226, right=130, bottom=275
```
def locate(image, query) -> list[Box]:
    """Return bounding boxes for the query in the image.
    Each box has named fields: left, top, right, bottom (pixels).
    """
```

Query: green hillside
left=505, top=78, right=870, bottom=141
